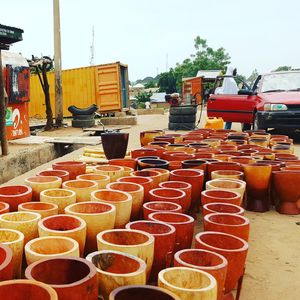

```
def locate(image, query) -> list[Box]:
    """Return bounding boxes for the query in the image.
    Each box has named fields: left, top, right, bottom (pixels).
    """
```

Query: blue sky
left=1, top=0, right=300, bottom=80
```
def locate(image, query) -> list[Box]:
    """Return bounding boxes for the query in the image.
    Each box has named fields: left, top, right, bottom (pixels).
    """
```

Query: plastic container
left=204, top=117, right=224, bottom=130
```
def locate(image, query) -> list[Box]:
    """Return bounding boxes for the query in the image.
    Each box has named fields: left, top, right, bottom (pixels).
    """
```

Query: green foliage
left=234, top=74, right=249, bottom=89
left=236, top=74, right=247, bottom=82
left=135, top=75, right=160, bottom=86
left=273, top=66, right=292, bottom=72
left=158, top=71, right=177, bottom=93
left=247, top=69, right=259, bottom=84
left=138, top=102, right=146, bottom=109
left=135, top=91, right=153, bottom=103
left=192, top=36, right=231, bottom=71
left=158, top=36, right=231, bottom=92
left=144, top=80, right=157, bottom=88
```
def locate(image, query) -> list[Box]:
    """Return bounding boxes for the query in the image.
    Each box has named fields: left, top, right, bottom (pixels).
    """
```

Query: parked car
left=207, top=71, right=300, bottom=131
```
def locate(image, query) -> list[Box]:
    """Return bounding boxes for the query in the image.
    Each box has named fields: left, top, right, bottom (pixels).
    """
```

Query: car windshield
left=260, top=72, right=300, bottom=93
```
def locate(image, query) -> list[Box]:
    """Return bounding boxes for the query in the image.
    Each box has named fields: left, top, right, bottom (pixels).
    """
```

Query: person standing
left=215, top=67, right=238, bottom=129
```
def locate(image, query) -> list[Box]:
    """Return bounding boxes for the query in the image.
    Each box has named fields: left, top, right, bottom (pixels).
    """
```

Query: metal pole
left=0, top=49, right=8, bottom=155
left=53, top=0, right=63, bottom=127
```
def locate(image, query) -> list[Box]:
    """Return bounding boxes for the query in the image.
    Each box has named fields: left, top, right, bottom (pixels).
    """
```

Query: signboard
left=6, top=103, right=30, bottom=140
left=0, top=24, right=23, bottom=44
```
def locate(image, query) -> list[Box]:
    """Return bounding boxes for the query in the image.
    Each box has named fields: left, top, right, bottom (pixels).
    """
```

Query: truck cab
left=207, top=71, right=300, bottom=131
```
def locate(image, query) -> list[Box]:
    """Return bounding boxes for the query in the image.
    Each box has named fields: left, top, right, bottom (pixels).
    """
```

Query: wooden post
left=53, top=0, right=63, bottom=127
left=0, top=49, right=8, bottom=155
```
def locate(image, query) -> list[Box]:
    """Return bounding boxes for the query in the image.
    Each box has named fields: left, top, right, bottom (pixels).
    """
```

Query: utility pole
left=53, top=0, right=63, bottom=127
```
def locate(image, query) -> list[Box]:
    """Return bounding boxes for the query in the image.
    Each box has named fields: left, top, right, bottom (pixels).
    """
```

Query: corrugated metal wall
left=95, top=63, right=121, bottom=111
left=29, top=66, right=96, bottom=118
left=29, top=63, right=127, bottom=118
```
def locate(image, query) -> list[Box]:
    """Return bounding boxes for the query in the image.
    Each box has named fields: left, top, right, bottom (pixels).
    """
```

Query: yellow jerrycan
left=204, top=117, right=224, bottom=130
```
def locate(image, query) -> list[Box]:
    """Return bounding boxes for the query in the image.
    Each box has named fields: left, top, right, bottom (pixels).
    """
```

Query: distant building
left=150, top=92, right=169, bottom=109
left=150, top=92, right=166, bottom=103
left=133, top=83, right=145, bottom=89
left=145, top=87, right=159, bottom=93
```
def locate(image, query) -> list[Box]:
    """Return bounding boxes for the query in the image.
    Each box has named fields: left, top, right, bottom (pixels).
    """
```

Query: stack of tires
left=168, top=105, right=197, bottom=130
left=68, top=104, right=98, bottom=128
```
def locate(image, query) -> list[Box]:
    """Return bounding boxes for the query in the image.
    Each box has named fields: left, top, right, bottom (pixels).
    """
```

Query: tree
left=144, top=80, right=156, bottom=89
left=247, top=69, right=259, bottom=85
left=158, top=71, right=177, bottom=93
left=273, top=66, right=292, bottom=72
left=28, top=56, right=54, bottom=130
left=236, top=74, right=247, bottom=82
left=135, top=91, right=153, bottom=108
left=158, top=36, right=231, bottom=92
left=192, top=36, right=231, bottom=71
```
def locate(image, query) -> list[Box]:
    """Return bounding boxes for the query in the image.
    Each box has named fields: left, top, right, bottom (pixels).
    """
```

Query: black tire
left=253, top=113, right=266, bottom=130
left=73, top=114, right=95, bottom=120
left=68, top=104, right=98, bottom=115
left=169, top=106, right=197, bottom=115
left=38, top=56, right=53, bottom=72
left=72, top=119, right=95, bottom=128
left=241, top=123, right=252, bottom=131
left=169, top=114, right=196, bottom=123
left=168, top=122, right=195, bottom=131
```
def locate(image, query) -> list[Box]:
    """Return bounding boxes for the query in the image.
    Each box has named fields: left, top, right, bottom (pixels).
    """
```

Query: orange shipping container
left=29, top=62, right=129, bottom=118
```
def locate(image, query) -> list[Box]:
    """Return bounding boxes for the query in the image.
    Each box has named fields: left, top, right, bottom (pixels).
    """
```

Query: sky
left=1, top=0, right=300, bottom=81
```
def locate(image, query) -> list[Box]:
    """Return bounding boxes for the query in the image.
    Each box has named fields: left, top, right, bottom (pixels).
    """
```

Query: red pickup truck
left=207, top=71, right=300, bottom=131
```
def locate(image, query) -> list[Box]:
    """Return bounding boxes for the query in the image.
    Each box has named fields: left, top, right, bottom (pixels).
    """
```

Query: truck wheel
left=169, top=106, right=197, bottom=115
left=38, top=56, right=53, bottom=72
left=72, top=119, right=95, bottom=128
left=73, top=114, right=95, bottom=120
left=72, top=114, right=94, bottom=120
left=168, top=122, right=195, bottom=131
left=68, top=104, right=99, bottom=115
left=169, top=114, right=196, bottom=123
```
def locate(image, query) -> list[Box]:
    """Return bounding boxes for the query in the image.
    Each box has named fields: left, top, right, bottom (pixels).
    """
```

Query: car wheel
left=241, top=123, right=251, bottom=131
left=253, top=113, right=267, bottom=131
left=253, top=114, right=259, bottom=130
